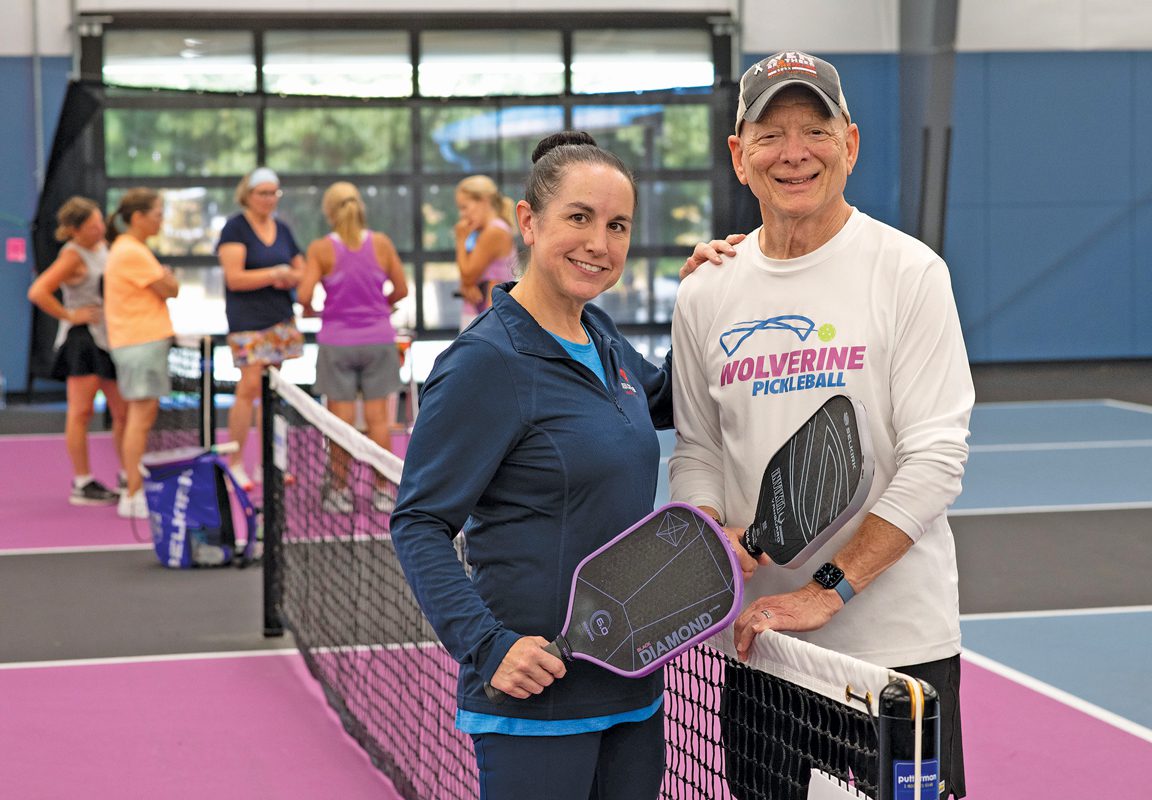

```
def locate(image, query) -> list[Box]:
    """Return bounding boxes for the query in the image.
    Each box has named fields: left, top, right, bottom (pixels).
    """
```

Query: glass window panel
left=168, top=266, right=229, bottom=335
left=107, top=186, right=234, bottom=258
left=264, top=31, right=412, bottom=98
left=275, top=184, right=415, bottom=253
left=659, top=105, right=712, bottom=168
left=594, top=258, right=683, bottom=325
left=634, top=180, right=712, bottom=248
left=265, top=107, right=413, bottom=174
left=421, top=260, right=466, bottom=330
left=390, top=265, right=418, bottom=331
left=420, top=180, right=521, bottom=253
left=103, top=30, right=255, bottom=92
left=104, top=108, right=257, bottom=177
left=627, top=333, right=671, bottom=362
left=651, top=257, right=685, bottom=323
left=572, top=105, right=666, bottom=171
left=423, top=105, right=561, bottom=174
left=420, top=183, right=457, bottom=252
left=572, top=104, right=711, bottom=171
left=210, top=341, right=320, bottom=385
left=419, top=31, right=562, bottom=97
left=596, top=257, right=652, bottom=324
left=572, top=30, right=712, bottom=94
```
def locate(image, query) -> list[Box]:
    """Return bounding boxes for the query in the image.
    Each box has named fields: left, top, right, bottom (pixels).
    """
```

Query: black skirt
left=50, top=324, right=117, bottom=381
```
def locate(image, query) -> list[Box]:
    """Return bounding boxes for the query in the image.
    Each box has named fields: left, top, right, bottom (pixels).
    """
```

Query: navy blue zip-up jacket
left=391, top=284, right=673, bottom=720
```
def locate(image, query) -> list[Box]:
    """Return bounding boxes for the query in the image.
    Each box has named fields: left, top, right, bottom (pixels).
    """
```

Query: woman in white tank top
left=27, top=196, right=127, bottom=506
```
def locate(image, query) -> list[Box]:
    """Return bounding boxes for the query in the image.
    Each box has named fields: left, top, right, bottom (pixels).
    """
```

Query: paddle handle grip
left=742, top=524, right=764, bottom=558
left=482, top=638, right=567, bottom=704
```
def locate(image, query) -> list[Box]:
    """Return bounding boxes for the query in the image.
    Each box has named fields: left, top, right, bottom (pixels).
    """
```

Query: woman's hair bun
left=531, top=130, right=598, bottom=163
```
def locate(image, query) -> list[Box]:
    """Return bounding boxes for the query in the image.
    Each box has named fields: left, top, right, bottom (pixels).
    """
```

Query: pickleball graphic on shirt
left=720, top=315, right=818, bottom=356
left=717, top=314, right=867, bottom=396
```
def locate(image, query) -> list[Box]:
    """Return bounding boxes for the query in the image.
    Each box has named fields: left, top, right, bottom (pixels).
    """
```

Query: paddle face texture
left=559, top=503, right=742, bottom=677
left=745, top=394, right=874, bottom=567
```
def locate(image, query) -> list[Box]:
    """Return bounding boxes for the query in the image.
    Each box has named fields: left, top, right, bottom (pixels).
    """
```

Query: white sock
left=74, top=474, right=93, bottom=488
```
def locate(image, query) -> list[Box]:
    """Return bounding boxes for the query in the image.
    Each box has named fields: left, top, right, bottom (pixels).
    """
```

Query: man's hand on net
left=732, top=585, right=842, bottom=661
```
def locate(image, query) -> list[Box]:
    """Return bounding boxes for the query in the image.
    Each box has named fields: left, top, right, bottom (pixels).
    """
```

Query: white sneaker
left=117, top=490, right=149, bottom=519
left=191, top=542, right=229, bottom=566
left=321, top=487, right=355, bottom=515
left=229, top=463, right=254, bottom=492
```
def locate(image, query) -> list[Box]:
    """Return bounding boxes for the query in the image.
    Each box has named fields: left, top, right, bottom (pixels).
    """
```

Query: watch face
left=813, top=562, right=844, bottom=589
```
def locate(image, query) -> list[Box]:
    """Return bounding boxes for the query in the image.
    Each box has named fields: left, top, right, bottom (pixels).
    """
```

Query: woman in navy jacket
left=391, top=132, right=673, bottom=799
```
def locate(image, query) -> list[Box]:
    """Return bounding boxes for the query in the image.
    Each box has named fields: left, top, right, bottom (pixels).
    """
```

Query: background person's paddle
left=742, top=394, right=874, bottom=567
left=485, top=502, right=741, bottom=701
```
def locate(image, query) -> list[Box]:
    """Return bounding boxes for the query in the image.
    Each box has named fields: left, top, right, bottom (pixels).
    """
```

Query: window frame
left=79, top=11, right=735, bottom=339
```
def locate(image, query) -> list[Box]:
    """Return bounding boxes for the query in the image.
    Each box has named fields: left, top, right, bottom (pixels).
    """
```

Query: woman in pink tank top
left=298, top=182, right=409, bottom=514
left=454, top=175, right=518, bottom=330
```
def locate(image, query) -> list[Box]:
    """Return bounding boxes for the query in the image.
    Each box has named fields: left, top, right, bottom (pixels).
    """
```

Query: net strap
left=890, top=669, right=927, bottom=799
left=268, top=367, right=403, bottom=482
left=708, top=626, right=891, bottom=716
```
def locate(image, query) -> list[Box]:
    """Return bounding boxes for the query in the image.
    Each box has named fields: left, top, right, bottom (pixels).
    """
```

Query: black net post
left=201, top=335, right=216, bottom=448
left=199, top=335, right=216, bottom=448
left=262, top=369, right=284, bottom=638
left=878, top=677, right=941, bottom=800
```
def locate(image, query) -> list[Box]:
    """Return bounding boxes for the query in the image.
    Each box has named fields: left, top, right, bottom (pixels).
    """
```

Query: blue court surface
left=960, top=607, right=1152, bottom=734
left=956, top=400, right=1152, bottom=514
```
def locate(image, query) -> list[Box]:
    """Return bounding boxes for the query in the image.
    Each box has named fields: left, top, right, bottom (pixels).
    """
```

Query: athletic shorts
left=896, top=654, right=966, bottom=798
left=110, top=338, right=172, bottom=401
left=51, top=325, right=117, bottom=381
left=314, top=342, right=402, bottom=402
left=227, top=318, right=304, bottom=368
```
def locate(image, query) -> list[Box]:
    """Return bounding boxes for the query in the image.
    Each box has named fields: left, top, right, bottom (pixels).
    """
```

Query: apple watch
left=812, top=562, right=855, bottom=604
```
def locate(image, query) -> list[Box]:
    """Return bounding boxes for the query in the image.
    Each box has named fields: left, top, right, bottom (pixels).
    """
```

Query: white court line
left=0, top=431, right=114, bottom=442
left=971, top=399, right=1114, bottom=409
left=0, top=648, right=300, bottom=671
left=961, top=649, right=1152, bottom=744
left=949, top=500, right=1152, bottom=516
left=0, top=642, right=445, bottom=672
left=961, top=605, right=1152, bottom=621
left=1101, top=399, right=1152, bottom=414
left=969, top=439, right=1152, bottom=452
left=0, top=544, right=153, bottom=557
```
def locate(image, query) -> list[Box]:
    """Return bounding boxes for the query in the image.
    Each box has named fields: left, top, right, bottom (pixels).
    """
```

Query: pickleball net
left=262, top=367, right=892, bottom=800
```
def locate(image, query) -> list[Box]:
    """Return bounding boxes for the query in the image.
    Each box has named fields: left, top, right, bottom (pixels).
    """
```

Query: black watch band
left=812, top=562, right=855, bottom=604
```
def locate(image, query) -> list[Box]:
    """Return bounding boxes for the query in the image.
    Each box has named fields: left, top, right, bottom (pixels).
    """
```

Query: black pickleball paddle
left=742, top=394, right=874, bottom=567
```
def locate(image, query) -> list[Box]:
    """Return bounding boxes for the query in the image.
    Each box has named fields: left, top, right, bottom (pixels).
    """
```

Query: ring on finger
left=761, top=609, right=773, bottom=621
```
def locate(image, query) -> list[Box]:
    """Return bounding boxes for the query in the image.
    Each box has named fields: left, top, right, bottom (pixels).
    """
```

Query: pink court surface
left=2, top=432, right=1149, bottom=797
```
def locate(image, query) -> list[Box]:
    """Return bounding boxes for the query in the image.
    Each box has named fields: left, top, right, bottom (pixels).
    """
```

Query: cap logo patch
left=762, top=51, right=817, bottom=80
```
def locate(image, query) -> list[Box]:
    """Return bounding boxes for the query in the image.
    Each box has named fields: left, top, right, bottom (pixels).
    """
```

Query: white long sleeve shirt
left=670, top=209, right=974, bottom=666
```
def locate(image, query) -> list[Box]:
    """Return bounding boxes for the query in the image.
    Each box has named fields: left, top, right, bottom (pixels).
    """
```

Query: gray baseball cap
left=735, top=51, right=850, bottom=134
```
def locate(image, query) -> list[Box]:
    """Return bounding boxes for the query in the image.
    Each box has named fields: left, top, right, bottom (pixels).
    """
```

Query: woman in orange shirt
left=103, top=188, right=181, bottom=519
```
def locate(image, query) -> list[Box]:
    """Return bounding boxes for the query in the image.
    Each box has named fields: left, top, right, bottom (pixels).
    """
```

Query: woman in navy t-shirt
left=215, top=167, right=305, bottom=489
